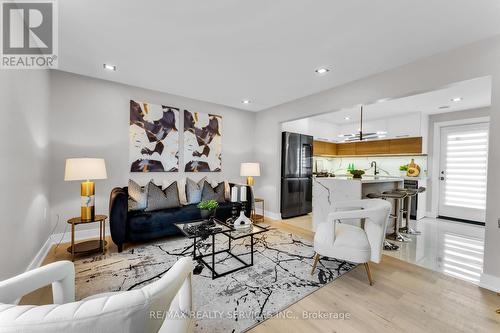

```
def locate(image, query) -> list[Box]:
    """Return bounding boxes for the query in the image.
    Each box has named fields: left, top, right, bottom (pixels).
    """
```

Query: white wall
left=48, top=71, right=255, bottom=233
left=281, top=118, right=339, bottom=142
left=426, top=107, right=491, bottom=214
left=0, top=71, right=51, bottom=280
left=254, top=36, right=500, bottom=288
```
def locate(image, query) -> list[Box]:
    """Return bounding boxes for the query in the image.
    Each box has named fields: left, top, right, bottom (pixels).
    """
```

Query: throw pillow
left=162, top=179, right=188, bottom=206
left=201, top=181, right=226, bottom=203
left=145, top=181, right=180, bottom=212
left=128, top=179, right=147, bottom=211
left=186, top=177, right=206, bottom=205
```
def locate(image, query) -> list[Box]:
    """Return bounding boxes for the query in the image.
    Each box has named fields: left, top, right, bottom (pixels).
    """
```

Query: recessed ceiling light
left=438, top=105, right=450, bottom=109
left=241, top=99, right=251, bottom=104
left=344, top=116, right=350, bottom=120
left=103, top=63, right=117, bottom=71
left=376, top=131, right=387, bottom=135
left=451, top=97, right=463, bottom=102
left=315, top=67, right=330, bottom=75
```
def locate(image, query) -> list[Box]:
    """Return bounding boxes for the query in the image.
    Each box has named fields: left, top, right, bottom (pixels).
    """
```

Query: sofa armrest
left=0, top=261, right=75, bottom=304
left=109, top=187, right=128, bottom=252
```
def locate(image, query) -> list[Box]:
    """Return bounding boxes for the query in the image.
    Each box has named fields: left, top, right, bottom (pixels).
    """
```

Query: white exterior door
left=438, top=123, right=489, bottom=222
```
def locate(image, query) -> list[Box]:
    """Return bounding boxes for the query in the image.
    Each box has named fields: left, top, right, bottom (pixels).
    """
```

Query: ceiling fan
left=338, top=105, right=384, bottom=142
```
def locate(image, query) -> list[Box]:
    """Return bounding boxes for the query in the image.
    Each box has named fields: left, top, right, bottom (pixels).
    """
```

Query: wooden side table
left=67, top=214, right=107, bottom=261
left=252, top=198, right=265, bottom=223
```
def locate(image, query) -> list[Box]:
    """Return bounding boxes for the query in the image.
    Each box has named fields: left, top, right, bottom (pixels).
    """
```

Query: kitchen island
left=312, top=176, right=403, bottom=230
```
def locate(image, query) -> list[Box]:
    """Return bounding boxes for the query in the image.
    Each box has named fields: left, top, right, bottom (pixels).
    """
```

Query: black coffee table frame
left=176, top=220, right=268, bottom=279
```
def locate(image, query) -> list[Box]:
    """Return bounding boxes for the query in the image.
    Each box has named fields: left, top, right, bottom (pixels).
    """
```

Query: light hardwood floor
left=21, top=219, right=500, bottom=332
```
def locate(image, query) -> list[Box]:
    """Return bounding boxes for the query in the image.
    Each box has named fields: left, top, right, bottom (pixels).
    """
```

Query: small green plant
left=197, top=199, right=219, bottom=211
left=399, top=165, right=408, bottom=171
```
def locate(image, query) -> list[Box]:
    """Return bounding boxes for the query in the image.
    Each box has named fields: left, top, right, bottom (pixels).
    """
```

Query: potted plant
left=197, top=199, right=219, bottom=220
left=399, top=165, right=408, bottom=177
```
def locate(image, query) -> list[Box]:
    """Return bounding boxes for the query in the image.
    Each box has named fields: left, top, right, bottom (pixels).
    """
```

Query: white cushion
left=314, top=222, right=371, bottom=264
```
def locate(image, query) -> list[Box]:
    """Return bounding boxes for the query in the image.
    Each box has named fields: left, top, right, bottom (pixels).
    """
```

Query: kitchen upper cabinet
left=388, top=137, right=422, bottom=154
left=355, top=140, right=390, bottom=155
left=313, top=141, right=337, bottom=156
left=336, top=142, right=356, bottom=155
left=315, top=137, right=423, bottom=156
left=386, top=113, right=423, bottom=138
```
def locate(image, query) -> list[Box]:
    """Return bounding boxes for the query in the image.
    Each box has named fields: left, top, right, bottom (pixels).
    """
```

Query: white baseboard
left=264, top=210, right=281, bottom=220
left=25, top=236, right=53, bottom=273
left=479, top=273, right=500, bottom=293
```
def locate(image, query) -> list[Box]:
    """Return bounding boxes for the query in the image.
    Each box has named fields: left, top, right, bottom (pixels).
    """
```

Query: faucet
left=370, top=161, right=379, bottom=176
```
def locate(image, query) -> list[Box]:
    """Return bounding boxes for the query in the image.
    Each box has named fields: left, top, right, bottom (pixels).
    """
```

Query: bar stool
left=366, top=193, right=399, bottom=251
left=393, top=187, right=426, bottom=235
left=382, top=190, right=411, bottom=242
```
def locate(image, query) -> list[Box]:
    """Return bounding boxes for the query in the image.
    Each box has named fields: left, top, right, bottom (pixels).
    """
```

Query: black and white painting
left=129, top=100, right=179, bottom=172
left=184, top=110, right=222, bottom=172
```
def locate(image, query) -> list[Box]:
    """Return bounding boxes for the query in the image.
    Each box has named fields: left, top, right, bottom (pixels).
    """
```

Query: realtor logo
left=1, top=0, right=58, bottom=69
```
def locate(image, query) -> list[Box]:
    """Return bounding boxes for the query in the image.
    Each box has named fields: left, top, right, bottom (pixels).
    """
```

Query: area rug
left=73, top=228, right=355, bottom=332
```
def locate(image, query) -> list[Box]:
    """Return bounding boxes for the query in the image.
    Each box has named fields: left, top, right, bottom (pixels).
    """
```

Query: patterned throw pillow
left=128, top=179, right=148, bottom=211
left=145, top=181, right=181, bottom=212
left=186, top=177, right=206, bottom=205
left=201, top=181, right=226, bottom=203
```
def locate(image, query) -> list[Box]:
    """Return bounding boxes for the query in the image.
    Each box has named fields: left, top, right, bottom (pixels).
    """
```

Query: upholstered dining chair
left=311, top=199, right=391, bottom=285
left=0, top=257, right=194, bottom=333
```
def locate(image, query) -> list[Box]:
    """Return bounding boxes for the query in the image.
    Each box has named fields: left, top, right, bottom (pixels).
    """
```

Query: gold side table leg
left=102, top=220, right=106, bottom=254
left=71, top=222, right=75, bottom=262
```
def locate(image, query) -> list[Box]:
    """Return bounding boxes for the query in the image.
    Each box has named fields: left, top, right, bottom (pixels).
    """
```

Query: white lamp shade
left=240, top=163, right=260, bottom=177
left=64, top=158, right=107, bottom=181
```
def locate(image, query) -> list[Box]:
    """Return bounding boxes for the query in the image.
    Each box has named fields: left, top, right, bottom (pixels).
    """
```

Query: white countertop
left=314, top=176, right=404, bottom=183
left=315, top=174, right=428, bottom=182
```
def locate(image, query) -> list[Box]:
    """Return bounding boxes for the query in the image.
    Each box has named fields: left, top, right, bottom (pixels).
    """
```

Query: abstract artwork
left=184, top=110, right=222, bottom=172
left=129, top=100, right=179, bottom=172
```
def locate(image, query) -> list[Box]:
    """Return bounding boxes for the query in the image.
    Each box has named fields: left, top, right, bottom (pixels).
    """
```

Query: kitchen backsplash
left=314, top=155, right=428, bottom=177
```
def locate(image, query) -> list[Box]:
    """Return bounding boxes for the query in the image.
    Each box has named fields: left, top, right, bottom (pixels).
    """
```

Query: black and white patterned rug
left=74, top=228, right=355, bottom=332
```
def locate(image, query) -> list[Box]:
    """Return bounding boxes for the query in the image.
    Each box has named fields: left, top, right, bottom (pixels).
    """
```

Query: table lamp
left=65, top=158, right=107, bottom=221
left=240, top=163, right=260, bottom=186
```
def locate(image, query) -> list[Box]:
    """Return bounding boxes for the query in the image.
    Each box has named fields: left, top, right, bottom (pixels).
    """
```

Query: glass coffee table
left=174, top=219, right=269, bottom=279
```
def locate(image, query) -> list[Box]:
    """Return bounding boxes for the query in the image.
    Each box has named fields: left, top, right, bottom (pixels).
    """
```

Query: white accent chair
left=311, top=199, right=391, bottom=285
left=0, top=257, right=194, bottom=333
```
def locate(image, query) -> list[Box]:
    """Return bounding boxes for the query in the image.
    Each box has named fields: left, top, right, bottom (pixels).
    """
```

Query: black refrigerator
left=280, top=132, right=313, bottom=219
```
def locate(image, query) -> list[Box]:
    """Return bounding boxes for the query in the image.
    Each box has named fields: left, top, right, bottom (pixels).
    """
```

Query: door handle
left=440, top=177, right=445, bottom=181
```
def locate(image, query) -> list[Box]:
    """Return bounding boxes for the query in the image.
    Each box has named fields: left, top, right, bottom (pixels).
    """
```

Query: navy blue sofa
left=109, top=183, right=253, bottom=252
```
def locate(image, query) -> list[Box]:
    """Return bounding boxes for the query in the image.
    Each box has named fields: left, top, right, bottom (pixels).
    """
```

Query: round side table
left=252, top=198, right=265, bottom=223
left=67, top=215, right=108, bottom=261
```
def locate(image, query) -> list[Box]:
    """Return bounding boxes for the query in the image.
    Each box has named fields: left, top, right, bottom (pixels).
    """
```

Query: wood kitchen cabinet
left=336, top=142, right=356, bottom=155
left=313, top=137, right=422, bottom=156
left=313, top=141, right=337, bottom=156
left=355, top=140, right=390, bottom=155
left=388, top=137, right=422, bottom=154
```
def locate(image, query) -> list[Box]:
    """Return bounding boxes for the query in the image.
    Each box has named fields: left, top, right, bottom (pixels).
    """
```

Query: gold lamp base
left=81, top=180, right=95, bottom=221
left=246, top=176, right=254, bottom=186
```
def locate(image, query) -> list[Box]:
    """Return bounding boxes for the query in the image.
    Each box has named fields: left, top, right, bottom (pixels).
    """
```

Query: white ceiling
left=58, top=1, right=500, bottom=111
left=311, top=76, right=492, bottom=125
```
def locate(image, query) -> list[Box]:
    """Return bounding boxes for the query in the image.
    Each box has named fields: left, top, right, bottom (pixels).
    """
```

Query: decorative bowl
left=349, top=170, right=365, bottom=179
